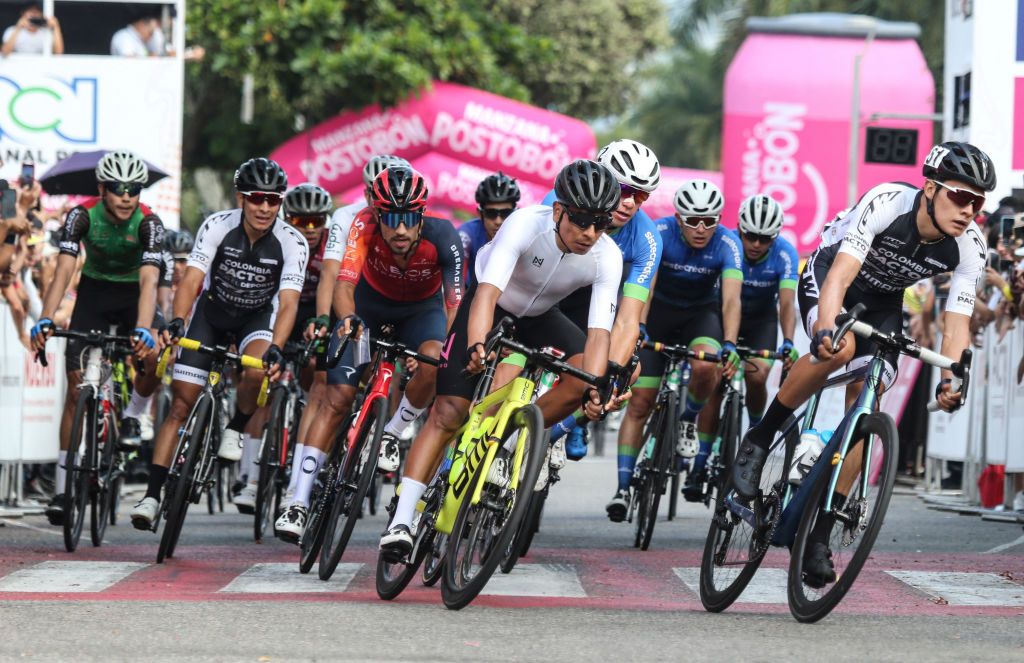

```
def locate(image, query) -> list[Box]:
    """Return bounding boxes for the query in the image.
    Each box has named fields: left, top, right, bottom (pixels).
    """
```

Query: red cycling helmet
left=370, top=165, right=428, bottom=212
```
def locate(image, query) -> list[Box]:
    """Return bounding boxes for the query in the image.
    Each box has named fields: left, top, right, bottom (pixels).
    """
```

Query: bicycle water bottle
left=83, top=347, right=102, bottom=385
left=788, top=429, right=828, bottom=485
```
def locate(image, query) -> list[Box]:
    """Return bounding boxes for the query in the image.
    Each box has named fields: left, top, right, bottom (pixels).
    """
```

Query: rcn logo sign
left=0, top=74, right=97, bottom=144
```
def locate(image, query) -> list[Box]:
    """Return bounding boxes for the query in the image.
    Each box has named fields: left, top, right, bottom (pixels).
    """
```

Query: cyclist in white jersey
left=378, top=160, right=625, bottom=558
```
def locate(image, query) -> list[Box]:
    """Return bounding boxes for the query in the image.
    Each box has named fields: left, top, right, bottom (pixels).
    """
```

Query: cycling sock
left=809, top=493, right=846, bottom=546
left=748, top=399, right=795, bottom=450
left=123, top=389, right=152, bottom=420
left=242, top=434, right=260, bottom=481
left=550, top=413, right=579, bottom=442
left=56, top=450, right=67, bottom=493
left=681, top=392, right=707, bottom=423
left=227, top=408, right=253, bottom=433
left=286, top=443, right=305, bottom=494
left=391, top=477, right=427, bottom=529
left=384, top=395, right=424, bottom=437
left=145, top=464, right=169, bottom=500
left=293, top=448, right=326, bottom=507
left=692, top=432, right=715, bottom=473
left=616, top=444, right=640, bottom=491
left=747, top=410, right=763, bottom=428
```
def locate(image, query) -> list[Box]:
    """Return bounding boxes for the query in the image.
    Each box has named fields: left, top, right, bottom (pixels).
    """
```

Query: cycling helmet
left=165, top=229, right=194, bottom=256
left=597, top=139, right=661, bottom=193
left=284, top=183, right=333, bottom=216
left=738, top=194, right=784, bottom=236
left=362, top=154, right=411, bottom=188
left=922, top=142, right=996, bottom=192
left=553, top=160, right=621, bottom=213
left=475, top=171, right=521, bottom=206
left=95, top=151, right=148, bottom=184
left=233, top=157, right=288, bottom=193
left=673, top=179, right=724, bottom=217
left=370, top=165, right=428, bottom=212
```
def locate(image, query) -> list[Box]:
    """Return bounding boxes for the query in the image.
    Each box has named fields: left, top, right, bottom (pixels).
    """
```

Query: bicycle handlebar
left=324, top=326, right=439, bottom=370
left=641, top=339, right=720, bottom=363
left=34, top=328, right=137, bottom=368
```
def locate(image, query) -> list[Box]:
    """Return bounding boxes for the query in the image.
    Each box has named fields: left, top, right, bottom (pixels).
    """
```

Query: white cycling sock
left=56, top=450, right=68, bottom=494
left=123, top=389, right=152, bottom=420
left=242, top=433, right=260, bottom=482
left=286, top=443, right=305, bottom=494
left=391, top=478, right=426, bottom=529
left=293, top=448, right=327, bottom=508
left=384, top=395, right=424, bottom=437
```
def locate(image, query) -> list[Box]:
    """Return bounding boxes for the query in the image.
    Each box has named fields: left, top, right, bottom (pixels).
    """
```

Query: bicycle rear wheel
left=699, top=421, right=796, bottom=612
left=441, top=404, right=545, bottom=610
left=63, top=389, right=95, bottom=553
left=298, top=418, right=350, bottom=574
left=157, top=395, right=212, bottom=563
left=635, top=394, right=676, bottom=551
left=318, top=397, right=387, bottom=581
left=255, top=389, right=286, bottom=542
left=787, top=412, right=897, bottom=623
left=500, top=481, right=548, bottom=574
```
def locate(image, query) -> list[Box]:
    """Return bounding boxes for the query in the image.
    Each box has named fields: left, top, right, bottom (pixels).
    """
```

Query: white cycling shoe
left=677, top=421, right=699, bottom=458
left=218, top=429, right=244, bottom=462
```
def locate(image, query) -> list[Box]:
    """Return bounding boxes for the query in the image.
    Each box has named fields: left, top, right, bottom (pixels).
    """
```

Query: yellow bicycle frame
left=435, top=373, right=538, bottom=535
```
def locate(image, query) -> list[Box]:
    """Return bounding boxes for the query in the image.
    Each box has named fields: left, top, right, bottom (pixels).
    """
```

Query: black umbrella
left=39, top=150, right=169, bottom=196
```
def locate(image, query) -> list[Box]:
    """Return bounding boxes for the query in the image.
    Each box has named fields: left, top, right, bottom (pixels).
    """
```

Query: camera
left=28, top=16, right=48, bottom=27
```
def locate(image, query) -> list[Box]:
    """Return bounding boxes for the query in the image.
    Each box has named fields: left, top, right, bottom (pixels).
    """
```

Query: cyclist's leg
left=517, top=308, right=588, bottom=426
left=738, top=312, right=778, bottom=425
left=381, top=295, right=446, bottom=439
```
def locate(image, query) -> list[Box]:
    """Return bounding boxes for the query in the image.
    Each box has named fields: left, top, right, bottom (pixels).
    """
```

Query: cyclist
left=459, top=171, right=521, bottom=287
left=730, top=142, right=992, bottom=587
left=608, top=178, right=742, bottom=522
left=129, top=157, right=309, bottom=530
left=165, top=229, right=194, bottom=289
left=681, top=193, right=799, bottom=501
left=274, top=166, right=464, bottom=540
left=546, top=138, right=662, bottom=461
left=379, top=159, right=624, bottom=558
left=30, top=150, right=166, bottom=525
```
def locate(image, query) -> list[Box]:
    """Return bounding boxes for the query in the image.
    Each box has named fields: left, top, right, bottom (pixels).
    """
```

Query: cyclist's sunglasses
left=287, top=214, right=328, bottom=230
left=379, top=210, right=423, bottom=229
left=680, top=215, right=719, bottom=229
left=742, top=231, right=776, bottom=245
left=103, top=181, right=143, bottom=197
left=619, top=183, right=650, bottom=205
left=931, top=180, right=985, bottom=211
left=241, top=191, right=284, bottom=206
left=481, top=207, right=515, bottom=220
left=562, top=206, right=613, bottom=232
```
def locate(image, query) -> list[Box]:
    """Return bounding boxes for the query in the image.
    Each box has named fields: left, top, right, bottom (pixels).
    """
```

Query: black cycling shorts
left=434, top=283, right=586, bottom=401
left=172, top=296, right=274, bottom=387
left=66, top=275, right=141, bottom=371
left=636, top=301, right=722, bottom=387
left=738, top=312, right=779, bottom=353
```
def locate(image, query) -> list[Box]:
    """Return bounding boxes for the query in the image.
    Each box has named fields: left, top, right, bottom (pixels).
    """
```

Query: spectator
left=110, top=11, right=166, bottom=57
left=1, top=2, right=64, bottom=56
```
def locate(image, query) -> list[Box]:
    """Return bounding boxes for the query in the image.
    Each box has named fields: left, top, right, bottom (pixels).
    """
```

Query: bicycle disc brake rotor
left=841, top=497, right=868, bottom=547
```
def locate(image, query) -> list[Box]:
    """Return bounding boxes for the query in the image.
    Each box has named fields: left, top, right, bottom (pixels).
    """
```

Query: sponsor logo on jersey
left=532, top=256, right=544, bottom=268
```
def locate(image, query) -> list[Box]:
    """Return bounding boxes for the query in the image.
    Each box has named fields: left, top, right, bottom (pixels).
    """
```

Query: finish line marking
left=673, top=567, right=789, bottom=604
left=219, top=563, right=362, bottom=593
left=0, top=561, right=148, bottom=593
left=480, top=564, right=586, bottom=598
left=886, top=571, right=1024, bottom=606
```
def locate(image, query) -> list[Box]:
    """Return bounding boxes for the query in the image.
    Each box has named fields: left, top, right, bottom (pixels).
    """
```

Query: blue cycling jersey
left=541, top=189, right=661, bottom=301
left=457, top=218, right=491, bottom=288
left=740, top=235, right=799, bottom=317
left=653, top=219, right=743, bottom=308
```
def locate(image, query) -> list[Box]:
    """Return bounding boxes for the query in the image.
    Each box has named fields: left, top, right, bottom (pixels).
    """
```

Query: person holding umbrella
left=30, top=150, right=166, bottom=527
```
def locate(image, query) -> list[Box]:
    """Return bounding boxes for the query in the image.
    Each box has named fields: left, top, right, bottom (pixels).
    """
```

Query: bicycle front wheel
left=787, top=412, right=897, bottom=623
left=91, top=401, right=118, bottom=546
left=255, top=389, right=286, bottom=542
left=157, top=394, right=213, bottom=563
left=298, top=423, right=349, bottom=574
left=63, top=389, right=95, bottom=552
left=635, top=393, right=676, bottom=551
left=441, top=404, right=545, bottom=610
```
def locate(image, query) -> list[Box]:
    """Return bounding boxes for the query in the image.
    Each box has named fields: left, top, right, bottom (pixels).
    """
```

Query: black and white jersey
left=187, top=209, right=309, bottom=316
left=813, top=182, right=985, bottom=317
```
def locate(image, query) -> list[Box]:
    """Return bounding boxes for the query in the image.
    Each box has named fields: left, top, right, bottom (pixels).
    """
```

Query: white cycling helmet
left=95, top=150, right=148, bottom=184
left=673, top=179, right=723, bottom=217
left=597, top=139, right=660, bottom=193
left=738, top=194, right=784, bottom=236
left=362, top=154, right=411, bottom=188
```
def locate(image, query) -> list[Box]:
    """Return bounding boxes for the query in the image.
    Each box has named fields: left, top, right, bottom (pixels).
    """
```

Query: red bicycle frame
left=341, top=356, right=396, bottom=468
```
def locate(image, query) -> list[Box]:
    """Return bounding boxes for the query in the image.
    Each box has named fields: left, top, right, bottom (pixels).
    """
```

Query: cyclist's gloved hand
left=341, top=314, right=363, bottom=339
left=778, top=338, right=799, bottom=364
left=810, top=329, right=833, bottom=361
left=638, top=322, right=649, bottom=344
left=263, top=343, right=285, bottom=372
left=165, top=317, right=186, bottom=342
left=30, top=317, right=55, bottom=349
left=312, top=314, right=331, bottom=338
left=133, top=327, right=155, bottom=350
left=720, top=341, right=741, bottom=374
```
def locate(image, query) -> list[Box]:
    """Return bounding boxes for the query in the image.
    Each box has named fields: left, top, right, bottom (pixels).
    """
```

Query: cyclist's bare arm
left=38, top=254, right=77, bottom=323
left=135, top=264, right=160, bottom=331
left=272, top=289, right=301, bottom=350
left=814, top=253, right=861, bottom=355
left=331, top=279, right=358, bottom=335
left=936, top=310, right=970, bottom=410
left=780, top=286, right=797, bottom=342
left=610, top=296, right=644, bottom=366
left=167, top=266, right=205, bottom=335
left=466, top=284, right=501, bottom=368
left=312, top=258, right=339, bottom=336
left=721, top=277, right=742, bottom=344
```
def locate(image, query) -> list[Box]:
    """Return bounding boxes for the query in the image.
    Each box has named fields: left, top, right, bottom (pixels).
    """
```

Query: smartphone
left=1, top=186, right=16, bottom=220
left=987, top=252, right=1000, bottom=270
left=1014, top=221, right=1024, bottom=243
left=28, top=16, right=48, bottom=27
left=1001, top=215, right=1016, bottom=242
left=19, top=162, right=34, bottom=188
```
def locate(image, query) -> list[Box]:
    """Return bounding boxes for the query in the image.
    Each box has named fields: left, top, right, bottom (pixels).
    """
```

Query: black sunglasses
left=481, top=207, right=515, bottom=220
left=742, top=231, right=775, bottom=245
left=104, top=181, right=143, bottom=197
left=561, top=206, right=612, bottom=232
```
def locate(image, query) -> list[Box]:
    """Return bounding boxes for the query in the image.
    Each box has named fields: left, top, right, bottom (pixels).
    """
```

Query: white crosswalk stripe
left=0, top=561, right=148, bottom=593
left=219, top=563, right=363, bottom=593
left=885, top=571, right=1024, bottom=606
left=673, top=567, right=789, bottom=604
left=479, top=564, right=586, bottom=598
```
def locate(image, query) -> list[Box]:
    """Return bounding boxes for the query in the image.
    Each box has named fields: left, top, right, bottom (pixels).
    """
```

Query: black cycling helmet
left=165, top=229, right=194, bottom=256
left=475, top=171, right=521, bottom=206
left=233, top=157, right=288, bottom=193
left=922, top=142, right=996, bottom=192
left=553, top=160, right=620, bottom=213
left=284, top=183, right=333, bottom=216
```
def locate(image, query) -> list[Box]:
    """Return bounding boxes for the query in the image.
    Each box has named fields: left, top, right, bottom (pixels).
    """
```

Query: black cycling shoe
left=119, top=417, right=142, bottom=448
left=801, top=542, right=837, bottom=589
left=45, top=494, right=65, bottom=526
left=730, top=434, right=768, bottom=500
left=605, top=489, right=629, bottom=522
left=681, top=468, right=707, bottom=503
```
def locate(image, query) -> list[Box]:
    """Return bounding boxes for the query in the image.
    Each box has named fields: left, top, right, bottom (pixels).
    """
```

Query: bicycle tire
left=109, top=469, right=124, bottom=526
left=255, top=389, right=286, bottom=542
left=90, top=401, right=118, bottom=546
left=706, top=390, right=743, bottom=506
left=698, top=420, right=797, bottom=612
left=787, top=412, right=898, bottom=623
left=500, top=484, right=547, bottom=574
left=157, top=395, right=212, bottom=563
left=298, top=424, right=348, bottom=574
left=441, top=404, right=545, bottom=610
left=668, top=471, right=680, bottom=521
left=376, top=483, right=441, bottom=600
left=318, top=397, right=387, bottom=581
left=63, top=389, right=94, bottom=553
left=636, top=393, right=677, bottom=551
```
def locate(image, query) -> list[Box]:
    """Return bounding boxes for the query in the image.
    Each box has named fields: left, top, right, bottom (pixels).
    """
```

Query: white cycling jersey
left=324, top=201, right=365, bottom=262
left=475, top=204, right=623, bottom=330
left=815, top=182, right=985, bottom=317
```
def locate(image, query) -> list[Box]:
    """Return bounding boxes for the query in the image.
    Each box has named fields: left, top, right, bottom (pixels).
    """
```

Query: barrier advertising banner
left=0, top=55, right=184, bottom=227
